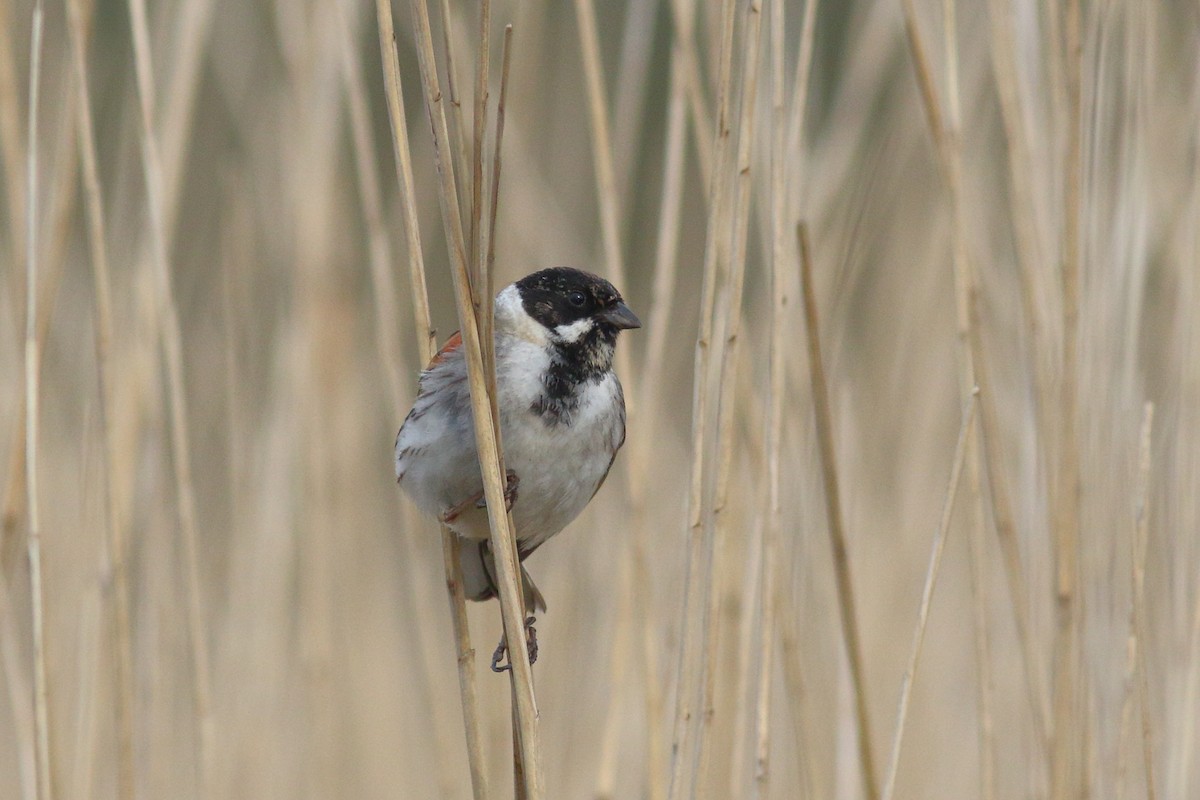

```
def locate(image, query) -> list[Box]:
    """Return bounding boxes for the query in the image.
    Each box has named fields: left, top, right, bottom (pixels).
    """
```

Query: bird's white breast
left=395, top=325, right=625, bottom=551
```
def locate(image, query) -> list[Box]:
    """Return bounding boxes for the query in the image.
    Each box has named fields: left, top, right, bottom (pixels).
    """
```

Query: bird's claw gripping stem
left=490, top=615, right=538, bottom=673
left=441, top=470, right=520, bottom=524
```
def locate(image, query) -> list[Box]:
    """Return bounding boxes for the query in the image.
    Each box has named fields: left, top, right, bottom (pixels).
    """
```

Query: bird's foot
left=444, top=471, right=520, bottom=524
left=490, top=615, right=538, bottom=673
left=475, top=470, right=520, bottom=513
left=440, top=489, right=483, bottom=524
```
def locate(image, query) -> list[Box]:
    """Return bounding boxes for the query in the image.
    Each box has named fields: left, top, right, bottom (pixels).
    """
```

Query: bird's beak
left=600, top=302, right=642, bottom=330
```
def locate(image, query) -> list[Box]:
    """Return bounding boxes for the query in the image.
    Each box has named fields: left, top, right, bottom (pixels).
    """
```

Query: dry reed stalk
left=785, top=0, right=818, bottom=171
left=374, top=0, right=436, bottom=361
left=480, top=30, right=513, bottom=557
left=966, top=465, right=996, bottom=800
left=126, top=0, right=214, bottom=787
left=374, top=1, right=489, bottom=796
left=484, top=25, right=513, bottom=315
left=797, top=222, right=879, bottom=800
left=68, top=595, right=100, bottom=800
left=667, top=0, right=738, bottom=795
left=407, top=1, right=543, bottom=796
left=881, top=392, right=977, bottom=800
left=1052, top=1, right=1084, bottom=796
left=752, top=523, right=779, bottom=799
left=436, top=0, right=471, bottom=205
left=572, top=3, right=685, bottom=794
left=24, top=9, right=53, bottom=800
left=65, top=0, right=135, bottom=794
left=611, top=0, right=658, bottom=207
left=899, top=0, right=1051, bottom=757
left=638, top=45, right=688, bottom=404
left=337, top=9, right=467, bottom=796
left=1178, top=571, right=1200, bottom=797
left=666, top=0, right=714, bottom=189
left=0, top=573, right=36, bottom=800
left=751, top=0, right=799, bottom=793
left=468, top=18, right=525, bottom=799
left=699, top=4, right=764, bottom=792
left=158, top=0, right=216, bottom=239
left=1122, top=403, right=1156, bottom=800
left=2, top=95, right=78, bottom=589
left=594, top=553, right=635, bottom=800
left=616, top=24, right=693, bottom=800
left=769, top=5, right=822, bottom=799
left=571, top=2, right=661, bottom=794
left=941, top=3, right=1004, bottom=794
left=779, top=591, right=816, bottom=799
left=984, top=0, right=1055, bottom=467
left=469, top=0, right=489, bottom=315
left=572, top=0, right=629, bottom=297
left=729, top=494, right=766, bottom=798
left=0, top=0, right=26, bottom=291
left=570, top=6, right=667, bottom=795
left=339, top=3, right=408, bottom=409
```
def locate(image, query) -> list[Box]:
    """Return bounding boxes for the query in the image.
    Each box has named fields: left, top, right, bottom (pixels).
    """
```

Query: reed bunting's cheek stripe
left=552, top=318, right=594, bottom=343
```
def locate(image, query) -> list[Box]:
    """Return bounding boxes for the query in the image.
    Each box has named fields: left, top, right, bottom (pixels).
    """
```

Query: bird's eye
left=567, top=290, right=587, bottom=308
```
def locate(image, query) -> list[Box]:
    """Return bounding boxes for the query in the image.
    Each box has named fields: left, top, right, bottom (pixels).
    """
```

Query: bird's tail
left=459, top=537, right=547, bottom=613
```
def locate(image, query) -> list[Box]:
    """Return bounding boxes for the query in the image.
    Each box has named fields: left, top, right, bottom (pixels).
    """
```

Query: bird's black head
left=513, top=268, right=639, bottom=424
left=515, top=267, right=641, bottom=347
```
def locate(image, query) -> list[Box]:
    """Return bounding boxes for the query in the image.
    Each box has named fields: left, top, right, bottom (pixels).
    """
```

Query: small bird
left=395, top=267, right=640, bottom=670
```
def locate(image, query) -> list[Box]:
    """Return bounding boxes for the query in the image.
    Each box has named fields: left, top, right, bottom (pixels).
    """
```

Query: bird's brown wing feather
left=427, top=331, right=463, bottom=368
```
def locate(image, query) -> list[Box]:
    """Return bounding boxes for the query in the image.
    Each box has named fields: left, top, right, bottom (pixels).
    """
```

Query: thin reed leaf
left=797, top=221, right=879, bottom=800
left=881, top=392, right=977, bottom=800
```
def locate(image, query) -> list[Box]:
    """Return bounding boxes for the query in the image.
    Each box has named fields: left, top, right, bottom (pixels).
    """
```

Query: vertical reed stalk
left=619, top=23, right=692, bottom=800
left=900, top=0, right=1051, bottom=759
left=469, top=0, right=489, bottom=317
left=0, top=0, right=26, bottom=289
left=338, top=8, right=467, bottom=796
left=667, top=0, right=738, bottom=795
left=966, top=468, right=996, bottom=800
left=797, top=222, right=879, bottom=800
left=407, top=1, right=542, bottom=795
left=572, top=0, right=627, bottom=295
left=65, top=0, right=135, bottom=795
left=881, top=393, right=977, bottom=800
left=780, top=600, right=816, bottom=799
left=126, top=0, right=214, bottom=787
left=24, top=8, right=53, bottom=800
left=984, top=0, right=1055, bottom=489
left=752, top=1, right=789, bottom=794
left=1127, top=403, right=1156, bottom=800
left=699, top=5, right=764, bottom=794
left=942, top=3, right=1007, bottom=794
left=666, top=0, right=714, bottom=189
left=484, top=25, right=513, bottom=305
left=374, top=1, right=489, bottom=796
left=436, top=0, right=471, bottom=195
left=1052, top=1, right=1083, bottom=795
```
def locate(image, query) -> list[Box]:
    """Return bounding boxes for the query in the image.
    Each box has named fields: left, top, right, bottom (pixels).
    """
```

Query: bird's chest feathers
left=498, top=338, right=615, bottom=427
left=496, top=339, right=621, bottom=462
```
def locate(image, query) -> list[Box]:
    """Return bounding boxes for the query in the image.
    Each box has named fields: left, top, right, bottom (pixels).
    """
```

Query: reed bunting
left=395, top=268, right=640, bottom=669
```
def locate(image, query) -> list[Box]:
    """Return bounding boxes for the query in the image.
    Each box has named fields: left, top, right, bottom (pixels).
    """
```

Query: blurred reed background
left=1, top=0, right=1198, bottom=797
